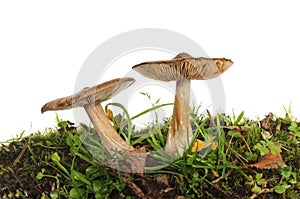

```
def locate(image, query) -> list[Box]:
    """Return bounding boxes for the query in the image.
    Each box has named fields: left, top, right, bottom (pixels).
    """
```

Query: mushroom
left=41, top=78, right=135, bottom=154
left=132, top=53, right=233, bottom=157
left=42, top=77, right=149, bottom=173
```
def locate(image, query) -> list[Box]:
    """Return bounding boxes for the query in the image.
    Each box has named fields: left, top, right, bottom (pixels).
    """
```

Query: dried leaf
left=192, top=139, right=204, bottom=152
left=276, top=124, right=281, bottom=133
left=191, top=139, right=218, bottom=153
left=247, top=145, right=285, bottom=169
left=114, top=113, right=125, bottom=127
left=106, top=109, right=113, bottom=120
left=106, top=109, right=126, bottom=129
left=260, top=113, right=275, bottom=131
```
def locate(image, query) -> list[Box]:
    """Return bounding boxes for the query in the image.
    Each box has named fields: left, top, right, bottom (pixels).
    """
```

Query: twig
left=241, top=135, right=252, bottom=154
left=1, top=143, right=10, bottom=152
left=121, top=177, right=146, bottom=199
left=7, top=166, right=23, bottom=187
left=92, top=159, right=106, bottom=167
left=210, top=182, right=233, bottom=196
left=250, top=184, right=290, bottom=199
left=212, top=159, right=238, bottom=183
left=249, top=188, right=273, bottom=199
left=13, top=142, right=28, bottom=166
left=232, top=148, right=249, bottom=163
left=212, top=167, right=234, bottom=184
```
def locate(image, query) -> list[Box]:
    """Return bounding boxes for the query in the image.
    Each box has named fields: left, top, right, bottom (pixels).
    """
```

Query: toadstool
left=42, top=77, right=149, bottom=173
left=132, top=53, right=233, bottom=157
left=41, top=78, right=135, bottom=154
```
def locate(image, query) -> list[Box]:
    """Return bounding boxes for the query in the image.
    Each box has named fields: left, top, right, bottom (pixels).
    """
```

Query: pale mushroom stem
left=165, top=78, right=193, bottom=157
left=84, top=103, right=134, bottom=155
left=85, top=104, right=149, bottom=173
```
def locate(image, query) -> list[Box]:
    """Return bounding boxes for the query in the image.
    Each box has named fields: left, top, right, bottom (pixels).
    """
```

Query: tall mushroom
left=132, top=53, right=233, bottom=157
left=41, top=78, right=135, bottom=154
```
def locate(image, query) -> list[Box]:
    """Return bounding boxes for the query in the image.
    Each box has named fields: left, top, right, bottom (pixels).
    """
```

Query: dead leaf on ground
left=260, top=113, right=275, bottom=132
left=247, top=145, right=286, bottom=169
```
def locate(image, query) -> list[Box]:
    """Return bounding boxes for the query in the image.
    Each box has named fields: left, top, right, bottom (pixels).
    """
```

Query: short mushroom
left=41, top=78, right=135, bottom=154
left=132, top=53, right=233, bottom=157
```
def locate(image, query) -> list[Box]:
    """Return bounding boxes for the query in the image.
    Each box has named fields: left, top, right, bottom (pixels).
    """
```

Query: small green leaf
left=71, top=180, right=85, bottom=187
left=58, top=121, right=68, bottom=129
left=256, top=174, right=267, bottom=186
left=69, top=188, right=85, bottom=199
left=274, top=182, right=287, bottom=194
left=280, top=166, right=292, bottom=178
left=228, top=131, right=241, bottom=137
left=248, top=175, right=254, bottom=181
left=257, top=178, right=267, bottom=186
left=50, top=190, right=59, bottom=199
left=86, top=166, right=98, bottom=177
left=187, top=157, right=194, bottom=165
left=36, top=172, right=44, bottom=180
left=93, top=180, right=102, bottom=192
left=72, top=170, right=92, bottom=186
left=233, top=111, right=244, bottom=125
left=139, top=92, right=150, bottom=100
left=251, top=183, right=261, bottom=193
left=255, top=173, right=263, bottom=180
left=245, top=180, right=254, bottom=186
left=139, top=92, right=146, bottom=96
left=51, top=152, right=70, bottom=177
left=51, top=152, right=61, bottom=162
left=267, top=141, right=281, bottom=154
left=254, top=143, right=268, bottom=156
left=288, top=122, right=300, bottom=132
left=155, top=98, right=161, bottom=104
left=289, top=178, right=297, bottom=184
left=245, top=152, right=258, bottom=161
left=193, top=172, right=199, bottom=179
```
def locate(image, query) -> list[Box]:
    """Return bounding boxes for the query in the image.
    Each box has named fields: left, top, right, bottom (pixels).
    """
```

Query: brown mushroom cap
left=132, top=57, right=233, bottom=81
left=41, top=77, right=135, bottom=113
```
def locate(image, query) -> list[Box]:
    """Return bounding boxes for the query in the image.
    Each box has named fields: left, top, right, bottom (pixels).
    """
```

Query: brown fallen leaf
left=247, top=145, right=285, bottom=169
left=260, top=112, right=275, bottom=132
left=232, top=126, right=250, bottom=133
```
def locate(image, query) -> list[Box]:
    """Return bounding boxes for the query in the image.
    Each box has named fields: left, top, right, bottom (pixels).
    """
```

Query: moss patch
left=0, top=111, right=300, bottom=198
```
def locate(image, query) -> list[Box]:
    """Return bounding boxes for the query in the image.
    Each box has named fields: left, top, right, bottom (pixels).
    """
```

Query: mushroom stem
left=165, top=77, right=193, bottom=157
left=84, top=103, right=134, bottom=155
left=84, top=104, right=148, bottom=173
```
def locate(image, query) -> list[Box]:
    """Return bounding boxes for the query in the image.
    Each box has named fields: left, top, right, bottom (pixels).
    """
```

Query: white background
left=1, top=0, right=300, bottom=141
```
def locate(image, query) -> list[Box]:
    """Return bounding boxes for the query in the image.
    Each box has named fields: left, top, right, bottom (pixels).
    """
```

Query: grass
left=0, top=101, right=300, bottom=198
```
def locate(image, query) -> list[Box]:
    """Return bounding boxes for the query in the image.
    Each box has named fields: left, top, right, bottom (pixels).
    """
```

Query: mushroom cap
left=132, top=55, right=233, bottom=82
left=41, top=77, right=135, bottom=113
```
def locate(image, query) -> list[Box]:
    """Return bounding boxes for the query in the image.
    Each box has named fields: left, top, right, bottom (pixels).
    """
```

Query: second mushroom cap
left=132, top=56, right=233, bottom=81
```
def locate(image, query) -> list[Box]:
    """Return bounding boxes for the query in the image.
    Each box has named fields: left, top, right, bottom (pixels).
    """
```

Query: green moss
left=0, top=109, right=299, bottom=198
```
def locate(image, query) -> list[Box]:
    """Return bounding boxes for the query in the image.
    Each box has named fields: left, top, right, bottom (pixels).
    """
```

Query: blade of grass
left=105, top=102, right=133, bottom=144
left=130, top=103, right=173, bottom=121
left=216, top=114, right=227, bottom=177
